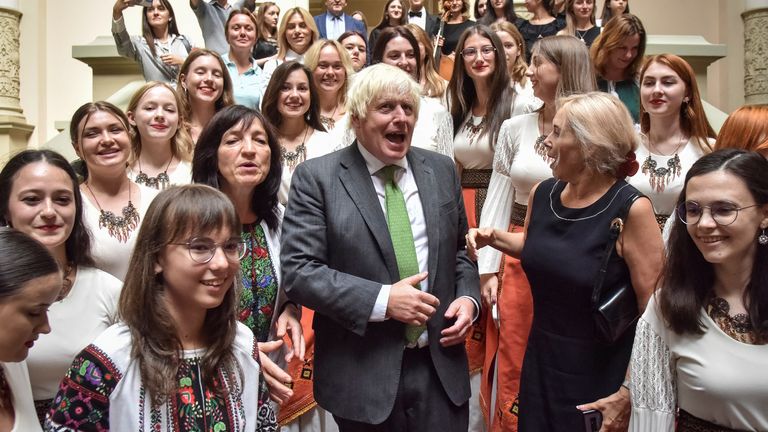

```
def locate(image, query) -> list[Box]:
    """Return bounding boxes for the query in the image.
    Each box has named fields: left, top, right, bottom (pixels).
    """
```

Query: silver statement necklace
left=641, top=134, right=686, bottom=193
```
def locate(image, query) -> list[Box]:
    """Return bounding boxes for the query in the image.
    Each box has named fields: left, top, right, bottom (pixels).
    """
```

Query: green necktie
left=380, top=165, right=426, bottom=344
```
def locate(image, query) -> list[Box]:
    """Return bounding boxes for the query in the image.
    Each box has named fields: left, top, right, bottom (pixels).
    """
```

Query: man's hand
left=258, top=340, right=293, bottom=405
left=440, top=297, right=475, bottom=347
left=577, top=386, right=631, bottom=432
left=386, top=272, right=439, bottom=325
left=276, top=303, right=305, bottom=363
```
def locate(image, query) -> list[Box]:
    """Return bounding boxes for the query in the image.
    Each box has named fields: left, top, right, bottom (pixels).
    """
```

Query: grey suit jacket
left=280, top=144, right=480, bottom=424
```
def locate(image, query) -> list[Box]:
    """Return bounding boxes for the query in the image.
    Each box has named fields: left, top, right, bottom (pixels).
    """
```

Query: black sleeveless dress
left=518, top=178, right=639, bottom=431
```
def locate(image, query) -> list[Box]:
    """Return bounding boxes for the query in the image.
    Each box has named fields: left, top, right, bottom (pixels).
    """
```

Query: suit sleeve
left=280, top=161, right=384, bottom=336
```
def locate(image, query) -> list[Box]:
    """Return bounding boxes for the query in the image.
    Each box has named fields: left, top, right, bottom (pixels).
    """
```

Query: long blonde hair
left=404, top=24, right=447, bottom=98
left=490, top=21, right=528, bottom=87
left=276, top=7, right=319, bottom=60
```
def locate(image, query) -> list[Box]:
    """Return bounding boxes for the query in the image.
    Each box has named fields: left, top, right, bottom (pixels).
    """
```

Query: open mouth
left=198, top=86, right=217, bottom=96
left=385, top=132, right=407, bottom=144
left=98, top=148, right=121, bottom=156
left=699, top=236, right=726, bottom=244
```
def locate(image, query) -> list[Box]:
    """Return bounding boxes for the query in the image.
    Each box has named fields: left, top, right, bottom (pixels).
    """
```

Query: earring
left=683, top=97, right=690, bottom=103
left=759, top=228, right=768, bottom=245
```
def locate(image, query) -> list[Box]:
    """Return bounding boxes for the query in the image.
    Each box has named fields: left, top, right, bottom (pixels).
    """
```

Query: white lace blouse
left=630, top=295, right=768, bottom=431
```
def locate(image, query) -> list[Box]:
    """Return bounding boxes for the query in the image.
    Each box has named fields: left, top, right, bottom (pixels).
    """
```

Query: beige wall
left=16, top=0, right=749, bottom=150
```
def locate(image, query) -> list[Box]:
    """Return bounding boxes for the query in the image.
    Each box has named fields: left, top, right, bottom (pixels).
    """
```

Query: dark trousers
left=334, top=347, right=469, bottom=432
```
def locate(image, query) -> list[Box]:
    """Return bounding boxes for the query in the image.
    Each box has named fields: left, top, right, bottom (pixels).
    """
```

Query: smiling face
left=641, top=61, right=687, bottom=119
left=145, top=0, right=171, bottom=31
left=352, top=93, right=416, bottom=165
left=217, top=118, right=272, bottom=193
left=181, top=55, right=225, bottom=106
left=127, top=86, right=179, bottom=144
left=313, top=45, right=346, bottom=96
left=526, top=52, right=560, bottom=103
left=0, top=273, right=61, bottom=362
left=279, top=69, right=311, bottom=120
left=157, top=227, right=238, bottom=316
left=6, top=162, right=76, bottom=253
left=387, top=0, right=404, bottom=21
left=573, top=0, right=594, bottom=21
left=285, top=12, right=311, bottom=54
left=543, top=109, right=584, bottom=181
left=75, top=110, right=131, bottom=175
left=685, top=171, right=768, bottom=272
left=381, top=36, right=418, bottom=80
left=462, top=33, right=496, bottom=83
left=341, top=34, right=367, bottom=71
left=490, top=0, right=504, bottom=13
left=607, top=33, right=640, bottom=74
left=227, top=13, right=257, bottom=50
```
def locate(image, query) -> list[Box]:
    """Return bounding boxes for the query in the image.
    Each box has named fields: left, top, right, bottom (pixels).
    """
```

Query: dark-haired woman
left=0, top=150, right=122, bottom=424
left=518, top=0, right=565, bottom=62
left=0, top=228, right=61, bottom=432
left=369, top=0, right=408, bottom=58
left=629, top=149, right=768, bottom=431
left=474, top=0, right=488, bottom=20
left=112, top=0, right=192, bottom=85
left=478, top=0, right=519, bottom=26
left=338, top=31, right=368, bottom=72
left=557, top=0, right=600, bottom=47
left=46, top=184, right=276, bottom=430
left=253, top=2, right=280, bottom=65
left=192, top=105, right=303, bottom=419
left=599, top=0, right=629, bottom=26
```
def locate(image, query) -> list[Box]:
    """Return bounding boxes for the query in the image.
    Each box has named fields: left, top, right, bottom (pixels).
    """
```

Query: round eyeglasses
left=171, top=237, right=247, bottom=264
left=676, top=201, right=761, bottom=226
left=460, top=45, right=496, bottom=60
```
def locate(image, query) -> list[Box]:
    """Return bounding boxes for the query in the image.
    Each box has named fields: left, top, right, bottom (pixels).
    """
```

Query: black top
left=573, top=25, right=601, bottom=47
left=440, top=20, right=476, bottom=55
left=252, top=38, right=278, bottom=61
left=518, top=16, right=566, bottom=62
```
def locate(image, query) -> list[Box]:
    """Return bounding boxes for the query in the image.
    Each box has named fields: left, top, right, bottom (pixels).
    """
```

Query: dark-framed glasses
left=676, top=201, right=761, bottom=226
left=460, top=45, right=496, bottom=60
left=171, top=237, right=247, bottom=263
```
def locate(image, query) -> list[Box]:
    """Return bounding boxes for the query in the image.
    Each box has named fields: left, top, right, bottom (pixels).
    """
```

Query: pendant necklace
left=462, top=114, right=486, bottom=146
left=134, top=157, right=173, bottom=190
left=641, top=134, right=686, bottom=193
left=319, top=106, right=338, bottom=130
left=533, top=110, right=551, bottom=160
left=84, top=181, right=140, bottom=243
left=280, top=125, right=309, bottom=171
left=576, top=29, right=588, bottom=43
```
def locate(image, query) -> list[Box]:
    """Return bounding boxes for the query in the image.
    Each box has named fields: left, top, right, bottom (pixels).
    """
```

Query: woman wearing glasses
left=192, top=105, right=304, bottom=419
left=629, top=149, right=768, bottom=431
left=46, top=184, right=275, bottom=430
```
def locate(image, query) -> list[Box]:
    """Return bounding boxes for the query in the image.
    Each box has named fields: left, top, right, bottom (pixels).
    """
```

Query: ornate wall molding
left=0, top=7, right=22, bottom=112
left=743, top=7, right=768, bottom=104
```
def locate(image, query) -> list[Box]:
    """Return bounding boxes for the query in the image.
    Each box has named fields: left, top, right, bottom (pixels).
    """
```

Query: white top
left=330, top=96, right=455, bottom=158
left=477, top=112, right=552, bottom=274
left=1, top=361, right=42, bottom=432
left=44, top=322, right=264, bottom=431
left=82, top=184, right=159, bottom=281
left=278, top=130, right=334, bottom=205
left=126, top=159, right=193, bottom=189
left=27, top=266, right=121, bottom=401
left=628, top=137, right=713, bottom=216
left=630, top=295, right=768, bottom=431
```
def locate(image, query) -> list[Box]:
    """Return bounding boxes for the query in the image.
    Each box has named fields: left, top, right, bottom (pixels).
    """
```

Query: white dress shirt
left=325, top=13, right=345, bottom=41
left=407, top=7, right=427, bottom=31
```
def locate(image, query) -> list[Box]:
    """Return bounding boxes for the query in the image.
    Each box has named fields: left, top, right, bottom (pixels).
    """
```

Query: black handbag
left=591, top=193, right=642, bottom=344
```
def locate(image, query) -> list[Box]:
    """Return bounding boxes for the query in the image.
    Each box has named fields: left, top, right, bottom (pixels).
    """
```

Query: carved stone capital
left=743, top=7, right=768, bottom=104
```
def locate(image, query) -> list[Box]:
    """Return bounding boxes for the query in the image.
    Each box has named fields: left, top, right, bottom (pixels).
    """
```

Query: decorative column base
left=0, top=115, right=33, bottom=157
left=743, top=7, right=768, bottom=104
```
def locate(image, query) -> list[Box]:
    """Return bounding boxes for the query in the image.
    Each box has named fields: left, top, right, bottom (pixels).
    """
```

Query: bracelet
left=621, top=379, right=631, bottom=391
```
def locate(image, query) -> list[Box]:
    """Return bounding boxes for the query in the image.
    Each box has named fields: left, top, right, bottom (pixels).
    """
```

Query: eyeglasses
left=460, top=45, right=496, bottom=60
left=676, top=201, right=761, bottom=226
left=170, top=237, right=247, bottom=264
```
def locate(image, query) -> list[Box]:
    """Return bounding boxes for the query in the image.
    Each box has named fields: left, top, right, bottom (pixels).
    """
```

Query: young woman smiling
left=369, top=0, right=408, bottom=56
left=304, top=40, right=354, bottom=133
left=223, top=9, right=264, bottom=110
left=126, top=81, right=193, bottom=189
left=557, top=0, right=600, bottom=47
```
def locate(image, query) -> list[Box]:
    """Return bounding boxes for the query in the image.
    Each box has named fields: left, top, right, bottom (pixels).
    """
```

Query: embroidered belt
left=462, top=169, right=492, bottom=226
left=678, top=409, right=744, bottom=432
left=655, top=213, right=669, bottom=232
left=511, top=202, right=527, bottom=227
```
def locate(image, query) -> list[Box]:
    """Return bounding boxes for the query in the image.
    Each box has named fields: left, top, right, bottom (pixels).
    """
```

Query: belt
left=511, top=202, right=527, bottom=227
left=461, top=169, right=492, bottom=189
left=655, top=213, right=669, bottom=232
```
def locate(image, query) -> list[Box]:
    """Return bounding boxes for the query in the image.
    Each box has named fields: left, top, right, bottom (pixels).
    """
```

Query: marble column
left=743, top=1, right=768, bottom=104
left=0, top=0, right=33, bottom=158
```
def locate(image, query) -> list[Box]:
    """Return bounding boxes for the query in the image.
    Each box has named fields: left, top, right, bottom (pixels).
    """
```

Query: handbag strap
left=590, top=191, right=642, bottom=309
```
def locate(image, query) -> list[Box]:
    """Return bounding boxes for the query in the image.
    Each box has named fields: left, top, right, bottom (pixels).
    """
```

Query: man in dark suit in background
left=281, top=64, right=480, bottom=431
left=314, top=0, right=367, bottom=41
left=407, top=0, right=440, bottom=37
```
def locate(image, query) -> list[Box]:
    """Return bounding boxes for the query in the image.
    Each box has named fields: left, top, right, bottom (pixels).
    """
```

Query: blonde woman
left=303, top=40, right=354, bottom=132
left=490, top=21, right=534, bottom=99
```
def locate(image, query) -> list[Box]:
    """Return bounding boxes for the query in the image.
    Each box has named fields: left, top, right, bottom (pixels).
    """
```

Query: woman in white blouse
left=303, top=40, right=354, bottom=133
left=0, top=150, right=122, bottom=424
left=630, top=149, right=768, bottom=431
left=126, top=81, right=194, bottom=189
left=0, top=229, right=61, bottom=432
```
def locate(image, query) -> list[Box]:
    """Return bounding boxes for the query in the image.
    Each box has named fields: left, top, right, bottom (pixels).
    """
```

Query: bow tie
left=409, top=11, right=422, bottom=17
left=331, top=14, right=342, bottom=21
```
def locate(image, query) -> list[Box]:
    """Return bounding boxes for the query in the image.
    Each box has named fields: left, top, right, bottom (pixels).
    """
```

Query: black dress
left=440, top=20, right=476, bottom=55
left=517, top=16, right=565, bottom=62
left=518, top=178, right=638, bottom=431
left=252, top=38, right=278, bottom=61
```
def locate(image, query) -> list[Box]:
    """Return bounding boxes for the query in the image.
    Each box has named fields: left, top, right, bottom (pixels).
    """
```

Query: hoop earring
left=759, top=229, right=768, bottom=245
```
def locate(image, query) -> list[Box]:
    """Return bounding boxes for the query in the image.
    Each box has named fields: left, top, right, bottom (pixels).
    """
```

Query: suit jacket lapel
left=338, top=145, right=400, bottom=282
left=408, top=151, right=439, bottom=291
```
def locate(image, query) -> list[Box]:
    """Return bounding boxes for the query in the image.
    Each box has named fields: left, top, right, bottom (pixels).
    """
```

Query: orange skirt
left=462, top=187, right=488, bottom=374
left=479, top=224, right=534, bottom=432
left=278, top=307, right=318, bottom=425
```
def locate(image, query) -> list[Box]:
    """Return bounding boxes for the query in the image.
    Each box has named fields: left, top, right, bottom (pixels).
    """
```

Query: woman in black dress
left=518, top=0, right=564, bottom=62
left=253, top=2, right=280, bottom=66
left=467, top=92, right=663, bottom=431
left=436, top=0, right=475, bottom=75
left=557, top=0, right=600, bottom=47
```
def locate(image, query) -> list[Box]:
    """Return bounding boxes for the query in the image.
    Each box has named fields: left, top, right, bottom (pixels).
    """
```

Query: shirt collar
left=221, top=52, right=257, bottom=74
left=357, top=142, right=408, bottom=176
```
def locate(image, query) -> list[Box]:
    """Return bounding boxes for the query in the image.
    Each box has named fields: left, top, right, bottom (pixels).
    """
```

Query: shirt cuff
left=459, top=295, right=480, bottom=322
left=369, top=284, right=391, bottom=322
left=112, top=16, right=126, bottom=33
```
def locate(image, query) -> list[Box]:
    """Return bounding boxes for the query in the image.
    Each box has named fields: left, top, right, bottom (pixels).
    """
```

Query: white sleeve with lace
left=433, top=108, right=455, bottom=158
left=629, top=316, right=677, bottom=432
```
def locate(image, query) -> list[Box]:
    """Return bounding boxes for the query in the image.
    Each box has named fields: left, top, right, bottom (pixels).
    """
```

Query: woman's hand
left=113, top=0, right=133, bottom=19
left=435, top=35, right=445, bottom=48
left=465, top=227, right=496, bottom=261
left=258, top=340, right=294, bottom=404
left=276, top=303, right=305, bottom=363
left=160, top=53, right=185, bottom=66
left=480, top=273, right=499, bottom=308
left=577, top=386, right=630, bottom=432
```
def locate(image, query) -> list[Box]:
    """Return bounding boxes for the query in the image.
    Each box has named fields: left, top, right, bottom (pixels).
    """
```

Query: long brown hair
left=639, top=54, right=715, bottom=153
left=255, top=2, right=279, bottom=40
left=404, top=24, right=447, bottom=98
left=176, top=49, right=235, bottom=125
left=141, top=0, right=182, bottom=57
left=261, top=61, right=325, bottom=132
left=490, top=21, right=528, bottom=86
left=590, top=13, right=645, bottom=81
left=118, top=184, right=242, bottom=403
